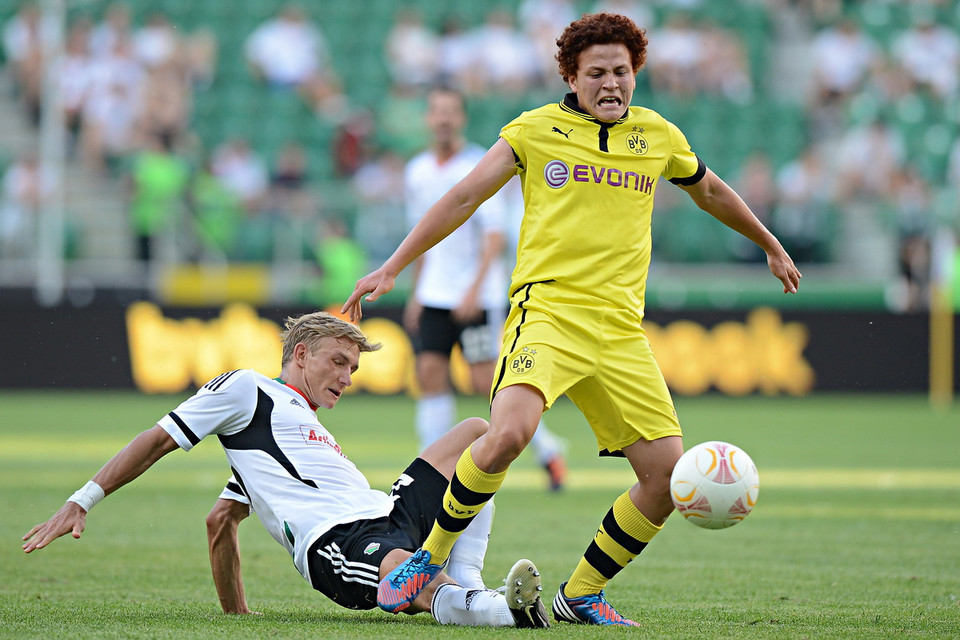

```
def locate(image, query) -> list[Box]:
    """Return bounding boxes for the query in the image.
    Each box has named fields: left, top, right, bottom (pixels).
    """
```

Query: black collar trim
left=560, top=92, right=629, bottom=125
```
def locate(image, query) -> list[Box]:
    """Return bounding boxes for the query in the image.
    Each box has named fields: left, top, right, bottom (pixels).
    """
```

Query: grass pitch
left=1, top=390, right=958, bottom=639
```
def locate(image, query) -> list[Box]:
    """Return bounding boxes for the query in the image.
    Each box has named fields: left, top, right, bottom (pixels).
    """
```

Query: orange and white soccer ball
left=670, top=441, right=760, bottom=529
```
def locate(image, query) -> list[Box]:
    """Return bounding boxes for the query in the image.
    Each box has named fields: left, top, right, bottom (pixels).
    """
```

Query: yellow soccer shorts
left=492, top=281, right=682, bottom=454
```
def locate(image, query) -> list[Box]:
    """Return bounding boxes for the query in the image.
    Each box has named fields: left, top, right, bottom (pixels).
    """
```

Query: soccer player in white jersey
left=405, top=85, right=567, bottom=489
left=22, top=311, right=549, bottom=628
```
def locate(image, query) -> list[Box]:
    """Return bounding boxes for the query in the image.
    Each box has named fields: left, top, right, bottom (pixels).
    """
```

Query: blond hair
left=280, top=312, right=381, bottom=365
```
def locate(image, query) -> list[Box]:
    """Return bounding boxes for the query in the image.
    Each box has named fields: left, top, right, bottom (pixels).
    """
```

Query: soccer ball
left=670, top=441, right=759, bottom=529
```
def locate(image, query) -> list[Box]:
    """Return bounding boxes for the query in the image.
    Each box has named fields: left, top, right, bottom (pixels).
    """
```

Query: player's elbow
left=206, top=500, right=246, bottom=538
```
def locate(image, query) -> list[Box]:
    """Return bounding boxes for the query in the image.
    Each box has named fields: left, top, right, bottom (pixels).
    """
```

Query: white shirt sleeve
left=158, top=370, right=257, bottom=452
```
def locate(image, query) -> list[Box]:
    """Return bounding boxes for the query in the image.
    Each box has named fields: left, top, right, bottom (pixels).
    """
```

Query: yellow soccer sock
left=422, top=445, right=506, bottom=565
left=565, top=490, right=663, bottom=597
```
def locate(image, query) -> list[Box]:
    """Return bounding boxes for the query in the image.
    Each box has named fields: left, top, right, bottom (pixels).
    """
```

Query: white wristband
left=67, top=481, right=105, bottom=513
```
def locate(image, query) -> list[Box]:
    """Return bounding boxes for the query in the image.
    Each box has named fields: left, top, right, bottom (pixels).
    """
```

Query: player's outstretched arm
left=206, top=497, right=256, bottom=614
left=342, top=138, right=518, bottom=321
left=22, top=425, right=179, bottom=553
left=680, top=168, right=802, bottom=293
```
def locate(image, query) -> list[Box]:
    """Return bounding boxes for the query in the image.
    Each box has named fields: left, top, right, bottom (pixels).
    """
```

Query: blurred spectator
left=81, top=36, right=145, bottom=173
left=268, top=141, right=314, bottom=218
left=189, top=156, right=244, bottom=261
left=58, top=19, right=95, bottom=156
left=810, top=17, right=880, bottom=105
left=773, top=144, right=835, bottom=263
left=436, top=17, right=478, bottom=93
left=136, top=59, right=192, bottom=152
left=472, top=9, right=540, bottom=94
left=333, top=109, right=374, bottom=177
left=518, top=0, right=579, bottom=87
left=244, top=3, right=344, bottom=119
left=891, top=6, right=960, bottom=100
left=384, top=9, right=439, bottom=90
left=182, top=27, right=218, bottom=90
left=3, top=1, right=53, bottom=126
left=126, top=135, right=189, bottom=262
left=646, top=12, right=703, bottom=96
left=351, top=149, right=406, bottom=265
left=808, top=17, right=881, bottom=133
left=890, top=168, right=934, bottom=311
left=697, top=19, right=753, bottom=103
left=89, top=2, right=133, bottom=60
left=131, top=11, right=179, bottom=70
left=309, top=217, right=367, bottom=305
left=833, top=117, right=905, bottom=203
left=0, top=152, right=52, bottom=258
left=730, top=151, right=778, bottom=262
left=211, top=138, right=269, bottom=214
left=591, top=0, right=655, bottom=30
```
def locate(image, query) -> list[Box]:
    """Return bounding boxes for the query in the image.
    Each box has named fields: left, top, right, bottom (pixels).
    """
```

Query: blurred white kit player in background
left=403, top=86, right=566, bottom=490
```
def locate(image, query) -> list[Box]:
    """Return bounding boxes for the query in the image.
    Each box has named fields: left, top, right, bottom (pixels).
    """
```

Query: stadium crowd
left=1, top=0, right=958, bottom=310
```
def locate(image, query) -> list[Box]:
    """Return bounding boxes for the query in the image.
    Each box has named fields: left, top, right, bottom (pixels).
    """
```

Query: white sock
left=446, top=501, right=494, bottom=590
left=530, top=420, right=565, bottom=465
left=431, top=583, right=514, bottom=627
left=415, top=393, right=455, bottom=451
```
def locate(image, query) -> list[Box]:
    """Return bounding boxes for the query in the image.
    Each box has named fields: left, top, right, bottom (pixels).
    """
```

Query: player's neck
left=274, top=376, right=319, bottom=411
left=433, top=137, right=464, bottom=164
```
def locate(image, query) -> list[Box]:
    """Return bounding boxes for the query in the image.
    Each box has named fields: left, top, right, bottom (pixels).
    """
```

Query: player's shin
left=422, top=445, right=506, bottom=564
left=565, top=490, right=663, bottom=597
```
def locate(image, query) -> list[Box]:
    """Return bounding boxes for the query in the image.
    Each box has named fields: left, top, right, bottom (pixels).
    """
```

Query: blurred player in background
left=23, top=311, right=549, bottom=628
left=345, top=12, right=801, bottom=626
left=404, top=85, right=567, bottom=490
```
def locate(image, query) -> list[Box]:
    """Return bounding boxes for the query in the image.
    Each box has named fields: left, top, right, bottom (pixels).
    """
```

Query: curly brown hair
left=555, top=13, right=648, bottom=81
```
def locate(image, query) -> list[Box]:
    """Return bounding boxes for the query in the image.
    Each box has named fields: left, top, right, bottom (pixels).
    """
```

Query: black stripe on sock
left=601, top=509, right=650, bottom=556
left=436, top=506, right=476, bottom=533
left=448, top=473, right=495, bottom=508
left=583, top=540, right=624, bottom=580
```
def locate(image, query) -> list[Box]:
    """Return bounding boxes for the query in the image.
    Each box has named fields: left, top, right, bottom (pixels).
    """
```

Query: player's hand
left=767, top=249, right=802, bottom=294
left=22, top=502, right=88, bottom=553
left=341, top=268, right=396, bottom=322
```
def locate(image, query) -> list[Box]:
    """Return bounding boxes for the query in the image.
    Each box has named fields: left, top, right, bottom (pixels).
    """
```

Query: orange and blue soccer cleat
left=551, top=581, right=641, bottom=626
left=377, top=548, right=444, bottom=613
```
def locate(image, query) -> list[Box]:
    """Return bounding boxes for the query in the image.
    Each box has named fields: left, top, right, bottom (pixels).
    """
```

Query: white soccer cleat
left=503, top=558, right=550, bottom=628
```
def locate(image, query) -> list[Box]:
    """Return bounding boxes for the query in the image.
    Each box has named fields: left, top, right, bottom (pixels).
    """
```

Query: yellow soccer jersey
left=499, top=93, right=705, bottom=317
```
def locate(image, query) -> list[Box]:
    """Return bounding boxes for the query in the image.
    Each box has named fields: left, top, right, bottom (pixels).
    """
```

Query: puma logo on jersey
left=552, top=126, right=572, bottom=138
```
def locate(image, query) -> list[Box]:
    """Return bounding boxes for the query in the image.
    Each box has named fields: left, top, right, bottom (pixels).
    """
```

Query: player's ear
left=567, top=74, right=578, bottom=92
left=293, top=342, right=309, bottom=364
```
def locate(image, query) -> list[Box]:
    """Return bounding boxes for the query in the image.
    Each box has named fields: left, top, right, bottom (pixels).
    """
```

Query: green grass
left=2, top=391, right=959, bottom=639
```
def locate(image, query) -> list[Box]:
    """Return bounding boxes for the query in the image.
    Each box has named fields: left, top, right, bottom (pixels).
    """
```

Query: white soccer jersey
left=158, top=370, right=395, bottom=585
left=405, top=142, right=508, bottom=309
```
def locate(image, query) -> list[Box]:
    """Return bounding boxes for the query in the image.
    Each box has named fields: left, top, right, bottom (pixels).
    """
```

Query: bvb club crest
left=510, top=347, right=537, bottom=374
left=626, top=131, right=648, bottom=155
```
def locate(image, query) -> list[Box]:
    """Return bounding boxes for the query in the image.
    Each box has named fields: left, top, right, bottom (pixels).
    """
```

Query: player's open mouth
left=598, top=97, right=621, bottom=106
left=329, top=388, right=342, bottom=398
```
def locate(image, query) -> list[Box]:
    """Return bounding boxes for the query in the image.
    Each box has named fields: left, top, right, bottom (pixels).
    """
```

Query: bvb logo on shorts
left=626, top=131, right=648, bottom=155
left=510, top=347, right=537, bottom=375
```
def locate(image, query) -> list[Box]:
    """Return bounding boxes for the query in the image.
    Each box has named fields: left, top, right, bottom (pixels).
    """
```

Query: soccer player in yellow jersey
left=344, top=12, right=801, bottom=626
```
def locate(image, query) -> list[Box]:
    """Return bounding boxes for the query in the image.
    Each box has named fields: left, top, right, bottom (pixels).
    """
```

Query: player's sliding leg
left=445, top=500, right=493, bottom=590
left=431, top=558, right=548, bottom=628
